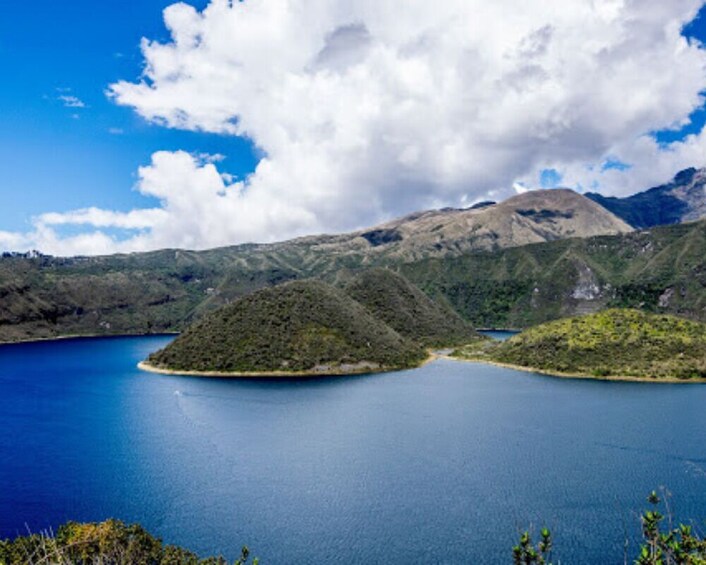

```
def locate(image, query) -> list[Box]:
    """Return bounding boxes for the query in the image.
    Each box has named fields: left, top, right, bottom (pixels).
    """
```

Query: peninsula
left=453, top=309, right=706, bottom=381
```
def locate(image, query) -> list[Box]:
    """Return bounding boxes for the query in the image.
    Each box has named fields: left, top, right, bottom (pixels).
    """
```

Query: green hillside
left=401, top=220, right=706, bottom=329
left=345, top=268, right=480, bottom=347
left=145, top=280, right=426, bottom=375
left=2, top=220, right=706, bottom=343
left=454, top=309, right=706, bottom=380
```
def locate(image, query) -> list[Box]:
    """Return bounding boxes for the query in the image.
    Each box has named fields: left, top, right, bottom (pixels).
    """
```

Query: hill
left=454, top=309, right=706, bottom=380
left=143, top=280, right=427, bottom=375
left=2, top=219, right=705, bottom=343
left=400, top=219, right=706, bottom=329
left=0, top=188, right=632, bottom=343
left=348, top=188, right=631, bottom=260
left=586, top=167, right=706, bottom=229
left=344, top=268, right=480, bottom=347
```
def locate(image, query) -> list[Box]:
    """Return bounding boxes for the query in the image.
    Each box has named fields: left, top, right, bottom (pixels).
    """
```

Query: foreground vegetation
left=0, top=519, right=257, bottom=565
left=515, top=491, right=706, bottom=564
left=146, top=279, right=427, bottom=375
left=3, top=492, right=704, bottom=563
left=454, top=309, right=706, bottom=380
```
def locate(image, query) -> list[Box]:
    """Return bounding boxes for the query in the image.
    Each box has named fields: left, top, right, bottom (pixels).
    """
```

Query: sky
left=1, top=0, right=706, bottom=256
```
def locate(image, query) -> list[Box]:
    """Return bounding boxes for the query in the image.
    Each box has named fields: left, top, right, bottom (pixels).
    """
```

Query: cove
left=1, top=335, right=706, bottom=564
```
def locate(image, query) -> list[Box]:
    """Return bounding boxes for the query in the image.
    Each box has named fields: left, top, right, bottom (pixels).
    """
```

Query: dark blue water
left=2, top=336, right=706, bottom=564
left=479, top=330, right=519, bottom=341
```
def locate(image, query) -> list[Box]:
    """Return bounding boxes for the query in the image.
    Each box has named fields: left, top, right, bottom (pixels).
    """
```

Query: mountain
left=0, top=188, right=632, bottom=343
left=399, top=219, right=706, bottom=329
left=348, top=188, right=631, bottom=260
left=143, top=280, right=427, bottom=375
left=344, top=268, right=480, bottom=347
left=454, top=309, right=706, bottom=380
left=586, top=167, right=706, bottom=229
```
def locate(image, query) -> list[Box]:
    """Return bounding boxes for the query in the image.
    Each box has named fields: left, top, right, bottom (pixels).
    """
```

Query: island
left=141, top=269, right=480, bottom=377
left=453, top=308, right=706, bottom=381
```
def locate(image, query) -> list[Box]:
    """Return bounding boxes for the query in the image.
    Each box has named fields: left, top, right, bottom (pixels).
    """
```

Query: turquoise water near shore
left=1, top=335, right=705, bottom=563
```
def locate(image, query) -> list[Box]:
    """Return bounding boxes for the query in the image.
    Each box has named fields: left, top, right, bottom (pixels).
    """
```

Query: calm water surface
left=1, top=336, right=706, bottom=564
left=478, top=330, right=519, bottom=341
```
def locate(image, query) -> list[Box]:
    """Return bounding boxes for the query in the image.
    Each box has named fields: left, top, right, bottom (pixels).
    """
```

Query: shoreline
left=4, top=332, right=702, bottom=384
left=0, top=331, right=179, bottom=347
left=138, top=353, right=436, bottom=379
left=440, top=354, right=706, bottom=384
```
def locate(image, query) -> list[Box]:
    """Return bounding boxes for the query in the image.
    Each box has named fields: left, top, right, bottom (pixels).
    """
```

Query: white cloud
left=5, top=0, right=706, bottom=255
left=58, top=95, right=86, bottom=108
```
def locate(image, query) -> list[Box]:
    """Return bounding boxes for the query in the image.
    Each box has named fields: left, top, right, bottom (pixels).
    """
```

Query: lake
left=1, top=335, right=706, bottom=564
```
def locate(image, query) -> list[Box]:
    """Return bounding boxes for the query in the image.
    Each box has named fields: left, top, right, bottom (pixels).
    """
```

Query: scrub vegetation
left=146, top=269, right=482, bottom=375
left=0, top=519, right=256, bottom=565
left=344, top=268, right=480, bottom=347
left=146, top=279, right=427, bottom=374
left=454, top=309, right=706, bottom=380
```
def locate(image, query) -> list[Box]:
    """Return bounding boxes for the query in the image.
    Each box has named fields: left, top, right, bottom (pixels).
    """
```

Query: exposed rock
left=659, top=288, right=675, bottom=308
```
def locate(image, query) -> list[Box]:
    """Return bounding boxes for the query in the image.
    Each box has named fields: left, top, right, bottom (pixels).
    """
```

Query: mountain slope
left=586, top=168, right=706, bottom=229
left=400, top=220, right=706, bottom=329
left=344, top=268, right=480, bottom=347
left=350, top=188, right=631, bottom=260
left=0, top=188, right=632, bottom=342
left=144, top=280, right=426, bottom=375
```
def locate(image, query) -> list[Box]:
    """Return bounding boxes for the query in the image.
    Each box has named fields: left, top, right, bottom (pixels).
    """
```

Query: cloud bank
left=5, top=0, right=706, bottom=255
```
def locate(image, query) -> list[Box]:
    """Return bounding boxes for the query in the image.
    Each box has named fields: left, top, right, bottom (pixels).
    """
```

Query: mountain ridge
left=3, top=178, right=706, bottom=344
left=0, top=187, right=632, bottom=342
left=586, top=167, right=706, bottom=229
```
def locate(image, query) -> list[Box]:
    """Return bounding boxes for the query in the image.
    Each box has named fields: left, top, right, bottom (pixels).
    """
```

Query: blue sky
left=0, top=0, right=258, bottom=232
left=1, top=2, right=706, bottom=254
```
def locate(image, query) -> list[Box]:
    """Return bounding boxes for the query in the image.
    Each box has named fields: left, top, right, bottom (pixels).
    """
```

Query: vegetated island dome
left=454, top=308, right=706, bottom=381
left=141, top=271, right=480, bottom=377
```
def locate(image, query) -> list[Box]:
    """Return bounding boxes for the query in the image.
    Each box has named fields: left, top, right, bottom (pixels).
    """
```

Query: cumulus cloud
left=6, top=0, right=706, bottom=255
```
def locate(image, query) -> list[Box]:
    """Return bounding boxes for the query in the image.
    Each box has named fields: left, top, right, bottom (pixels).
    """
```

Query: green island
left=142, top=269, right=479, bottom=377
left=453, top=308, right=706, bottom=381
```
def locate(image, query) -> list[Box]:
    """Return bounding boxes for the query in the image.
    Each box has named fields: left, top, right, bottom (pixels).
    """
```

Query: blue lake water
left=478, top=330, right=519, bottom=341
left=2, top=336, right=706, bottom=564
